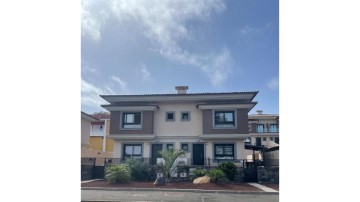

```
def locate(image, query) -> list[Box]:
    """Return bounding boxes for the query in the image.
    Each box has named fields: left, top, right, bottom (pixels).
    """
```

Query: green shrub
left=218, top=162, right=238, bottom=181
left=104, top=165, right=131, bottom=183
left=190, top=169, right=208, bottom=181
left=208, top=169, right=227, bottom=183
left=126, top=157, right=153, bottom=181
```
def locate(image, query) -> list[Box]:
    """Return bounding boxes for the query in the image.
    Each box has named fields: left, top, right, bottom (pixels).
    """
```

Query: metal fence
left=103, top=157, right=278, bottom=168
left=81, top=157, right=96, bottom=165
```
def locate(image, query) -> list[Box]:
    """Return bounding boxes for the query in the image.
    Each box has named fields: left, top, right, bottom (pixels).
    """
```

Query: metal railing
left=102, top=157, right=278, bottom=168
left=255, top=128, right=279, bottom=133
left=81, top=157, right=96, bottom=165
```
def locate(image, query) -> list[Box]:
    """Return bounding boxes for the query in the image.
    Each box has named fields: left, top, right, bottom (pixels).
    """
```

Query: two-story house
left=245, top=110, right=279, bottom=161
left=248, top=110, right=279, bottom=147
left=81, top=111, right=114, bottom=162
left=100, top=86, right=258, bottom=166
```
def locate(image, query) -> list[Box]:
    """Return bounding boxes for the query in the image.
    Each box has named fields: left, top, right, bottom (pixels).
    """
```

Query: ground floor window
left=214, top=144, right=234, bottom=160
left=123, top=144, right=142, bottom=159
left=181, top=143, right=189, bottom=151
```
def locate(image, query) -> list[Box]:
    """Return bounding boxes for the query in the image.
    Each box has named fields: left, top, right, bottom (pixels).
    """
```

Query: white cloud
left=240, top=22, right=272, bottom=35
left=267, top=77, right=279, bottom=90
left=105, top=86, right=116, bottom=94
left=81, top=78, right=115, bottom=110
left=140, top=63, right=151, bottom=81
left=81, top=0, right=232, bottom=87
left=82, top=65, right=96, bottom=73
left=110, top=75, right=129, bottom=93
left=200, top=48, right=232, bottom=87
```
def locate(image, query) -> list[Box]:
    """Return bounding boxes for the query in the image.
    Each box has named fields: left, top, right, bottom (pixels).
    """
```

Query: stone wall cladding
left=81, top=164, right=94, bottom=181
left=257, top=166, right=279, bottom=184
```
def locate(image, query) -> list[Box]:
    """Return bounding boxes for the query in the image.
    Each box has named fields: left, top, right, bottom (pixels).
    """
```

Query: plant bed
left=81, top=180, right=263, bottom=192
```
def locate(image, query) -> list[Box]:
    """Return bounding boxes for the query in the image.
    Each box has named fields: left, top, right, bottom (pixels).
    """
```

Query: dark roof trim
left=81, top=111, right=99, bottom=121
left=100, top=91, right=259, bottom=98
left=100, top=104, right=160, bottom=109
left=249, top=91, right=259, bottom=101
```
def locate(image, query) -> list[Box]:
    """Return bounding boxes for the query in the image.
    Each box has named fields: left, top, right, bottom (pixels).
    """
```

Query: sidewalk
left=82, top=182, right=278, bottom=194
left=81, top=189, right=279, bottom=202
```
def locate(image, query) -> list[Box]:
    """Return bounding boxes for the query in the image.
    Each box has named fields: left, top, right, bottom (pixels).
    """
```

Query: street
left=82, top=190, right=279, bottom=202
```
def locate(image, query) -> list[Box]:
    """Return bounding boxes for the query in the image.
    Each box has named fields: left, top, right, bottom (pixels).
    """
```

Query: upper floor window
left=91, top=125, right=103, bottom=132
left=256, top=124, right=264, bottom=133
left=181, top=112, right=190, bottom=121
left=269, top=124, right=278, bottom=133
left=122, top=112, right=141, bottom=129
left=214, top=111, right=235, bottom=127
left=166, top=112, right=175, bottom=122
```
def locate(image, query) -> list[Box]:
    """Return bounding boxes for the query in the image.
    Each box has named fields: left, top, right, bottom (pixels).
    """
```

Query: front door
left=256, top=137, right=262, bottom=147
left=192, top=144, right=204, bottom=165
left=151, top=144, right=163, bottom=165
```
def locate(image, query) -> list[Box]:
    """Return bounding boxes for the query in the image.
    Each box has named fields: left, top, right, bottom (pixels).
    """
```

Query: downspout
left=102, top=119, right=106, bottom=152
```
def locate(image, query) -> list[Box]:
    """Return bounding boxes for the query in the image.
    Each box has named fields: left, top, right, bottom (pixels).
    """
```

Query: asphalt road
left=81, top=190, right=279, bottom=202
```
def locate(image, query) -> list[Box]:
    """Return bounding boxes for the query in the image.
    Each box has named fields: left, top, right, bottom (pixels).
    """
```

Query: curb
left=81, top=187, right=279, bottom=195
left=81, top=179, right=103, bottom=184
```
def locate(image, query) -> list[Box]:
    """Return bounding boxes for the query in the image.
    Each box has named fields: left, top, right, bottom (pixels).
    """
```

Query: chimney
left=175, top=86, right=188, bottom=94
left=256, top=110, right=263, bottom=115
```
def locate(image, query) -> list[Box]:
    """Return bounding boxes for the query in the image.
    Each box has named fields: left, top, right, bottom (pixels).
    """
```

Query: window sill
left=120, top=127, right=143, bottom=130
left=213, top=126, right=237, bottom=130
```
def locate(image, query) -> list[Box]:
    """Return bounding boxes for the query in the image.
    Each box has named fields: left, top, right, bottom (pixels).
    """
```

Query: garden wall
left=257, top=166, right=279, bottom=184
left=81, top=164, right=94, bottom=181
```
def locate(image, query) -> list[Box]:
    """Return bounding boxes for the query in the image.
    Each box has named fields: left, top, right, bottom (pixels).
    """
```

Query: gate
left=243, top=160, right=258, bottom=182
left=93, top=166, right=105, bottom=179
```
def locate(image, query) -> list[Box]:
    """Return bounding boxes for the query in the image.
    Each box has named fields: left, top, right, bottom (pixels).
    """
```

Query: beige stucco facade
left=102, top=89, right=258, bottom=166
left=81, top=117, right=91, bottom=147
left=153, top=103, right=202, bottom=137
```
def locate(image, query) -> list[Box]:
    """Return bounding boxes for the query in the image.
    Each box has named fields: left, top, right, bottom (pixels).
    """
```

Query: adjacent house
left=245, top=110, right=279, bottom=161
left=100, top=86, right=258, bottom=166
left=248, top=110, right=279, bottom=147
left=81, top=111, right=114, bottom=163
left=81, top=111, right=100, bottom=148
left=88, top=112, right=114, bottom=154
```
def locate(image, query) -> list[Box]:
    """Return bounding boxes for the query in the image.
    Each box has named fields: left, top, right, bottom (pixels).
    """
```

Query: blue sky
left=81, top=0, right=279, bottom=114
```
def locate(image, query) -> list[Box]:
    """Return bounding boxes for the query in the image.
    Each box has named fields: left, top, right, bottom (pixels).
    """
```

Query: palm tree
left=157, top=149, right=186, bottom=183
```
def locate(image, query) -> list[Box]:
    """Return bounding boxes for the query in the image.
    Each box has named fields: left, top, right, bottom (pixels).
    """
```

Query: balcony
left=254, top=128, right=279, bottom=133
left=90, top=128, right=105, bottom=136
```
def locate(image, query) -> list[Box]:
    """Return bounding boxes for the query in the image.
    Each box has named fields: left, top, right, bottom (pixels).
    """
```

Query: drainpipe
left=102, top=119, right=107, bottom=152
